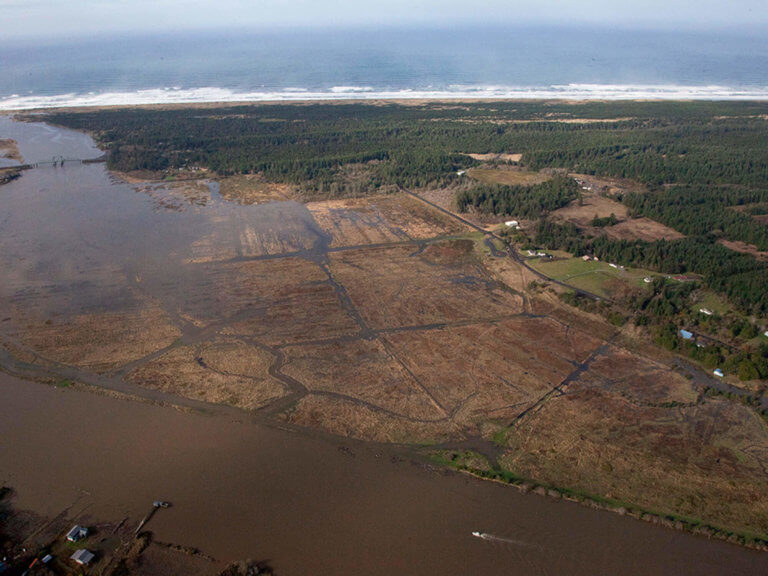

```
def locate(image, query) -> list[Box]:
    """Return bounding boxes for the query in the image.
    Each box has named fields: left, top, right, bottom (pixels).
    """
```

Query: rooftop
left=71, top=549, right=95, bottom=565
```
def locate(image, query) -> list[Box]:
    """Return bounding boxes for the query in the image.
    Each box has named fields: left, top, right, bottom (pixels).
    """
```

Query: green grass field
left=692, top=291, right=733, bottom=316
left=530, top=256, right=659, bottom=298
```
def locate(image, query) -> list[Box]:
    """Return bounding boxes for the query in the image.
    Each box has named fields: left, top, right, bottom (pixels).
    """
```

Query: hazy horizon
left=2, top=0, right=767, bottom=40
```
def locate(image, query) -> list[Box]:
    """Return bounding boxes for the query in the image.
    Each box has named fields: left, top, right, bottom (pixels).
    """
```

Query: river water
left=1, top=115, right=767, bottom=574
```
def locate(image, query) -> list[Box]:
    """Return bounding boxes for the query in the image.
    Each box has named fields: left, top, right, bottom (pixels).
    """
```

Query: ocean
left=1, top=26, right=767, bottom=109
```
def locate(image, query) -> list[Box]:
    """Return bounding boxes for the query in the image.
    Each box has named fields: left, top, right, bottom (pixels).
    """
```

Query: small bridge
left=0, top=154, right=107, bottom=173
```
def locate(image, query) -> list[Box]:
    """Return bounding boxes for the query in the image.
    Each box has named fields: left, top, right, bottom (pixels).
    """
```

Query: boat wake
left=472, top=531, right=531, bottom=547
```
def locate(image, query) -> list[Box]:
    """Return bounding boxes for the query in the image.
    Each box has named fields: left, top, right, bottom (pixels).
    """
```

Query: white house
left=66, top=525, right=88, bottom=542
left=699, top=308, right=713, bottom=316
left=505, top=220, right=519, bottom=228
left=713, top=369, right=724, bottom=378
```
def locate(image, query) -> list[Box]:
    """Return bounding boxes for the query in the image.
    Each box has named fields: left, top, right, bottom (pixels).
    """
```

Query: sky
left=2, top=0, right=767, bottom=40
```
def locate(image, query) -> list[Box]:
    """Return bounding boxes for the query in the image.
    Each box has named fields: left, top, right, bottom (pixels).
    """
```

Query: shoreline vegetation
left=5, top=101, right=768, bottom=554
left=431, top=450, right=768, bottom=551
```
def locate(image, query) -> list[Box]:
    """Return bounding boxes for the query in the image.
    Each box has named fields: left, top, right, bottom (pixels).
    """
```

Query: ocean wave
left=1, top=84, right=768, bottom=110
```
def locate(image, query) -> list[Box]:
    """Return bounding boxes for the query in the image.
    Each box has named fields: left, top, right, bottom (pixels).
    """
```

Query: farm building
left=66, top=525, right=88, bottom=542
left=679, top=329, right=694, bottom=340
left=71, top=549, right=95, bottom=566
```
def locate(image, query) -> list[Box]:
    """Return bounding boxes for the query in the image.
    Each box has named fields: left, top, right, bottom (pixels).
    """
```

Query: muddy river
left=1, top=115, right=768, bottom=575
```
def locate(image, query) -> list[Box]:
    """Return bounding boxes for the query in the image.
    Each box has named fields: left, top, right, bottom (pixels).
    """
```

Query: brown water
left=2, top=115, right=768, bottom=575
left=3, top=373, right=768, bottom=576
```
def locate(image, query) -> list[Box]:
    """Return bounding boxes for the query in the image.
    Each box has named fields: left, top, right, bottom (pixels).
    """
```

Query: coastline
left=2, top=83, right=768, bottom=112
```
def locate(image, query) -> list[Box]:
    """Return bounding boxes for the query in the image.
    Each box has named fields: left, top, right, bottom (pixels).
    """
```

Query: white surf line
left=3, top=84, right=768, bottom=110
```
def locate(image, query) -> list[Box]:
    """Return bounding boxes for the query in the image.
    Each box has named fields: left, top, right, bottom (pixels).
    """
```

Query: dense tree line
left=623, top=185, right=768, bottom=250
left=43, top=101, right=768, bottom=193
left=454, top=176, right=578, bottom=218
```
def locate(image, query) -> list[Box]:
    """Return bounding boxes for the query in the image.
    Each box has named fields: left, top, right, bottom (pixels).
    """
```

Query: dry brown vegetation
left=467, top=168, right=552, bottom=186
left=307, top=193, right=466, bottom=247
left=282, top=338, right=444, bottom=419
left=528, top=291, right=618, bottom=341
left=384, top=316, right=603, bottom=431
left=467, top=167, right=552, bottom=186
left=552, top=194, right=629, bottom=227
left=500, top=379, right=768, bottom=536
left=282, top=394, right=455, bottom=444
left=464, top=152, right=522, bottom=163
left=603, top=217, right=685, bottom=242
left=9, top=303, right=181, bottom=373
left=329, top=241, right=523, bottom=329
left=552, top=184, right=683, bottom=242
left=217, top=173, right=296, bottom=204
left=128, top=340, right=286, bottom=410
left=718, top=239, right=768, bottom=261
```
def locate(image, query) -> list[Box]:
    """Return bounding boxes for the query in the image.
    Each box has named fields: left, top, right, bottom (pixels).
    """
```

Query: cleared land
left=217, top=173, right=296, bottom=204
left=604, top=217, right=685, bottom=242
left=552, top=194, right=629, bottom=227
left=464, top=152, right=522, bottom=163
left=718, top=239, right=768, bottom=261
left=329, top=240, right=523, bottom=329
left=571, top=173, right=649, bottom=196
left=552, top=190, right=683, bottom=242
left=466, top=167, right=552, bottom=186
left=529, top=256, right=658, bottom=299
left=307, top=193, right=467, bottom=247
